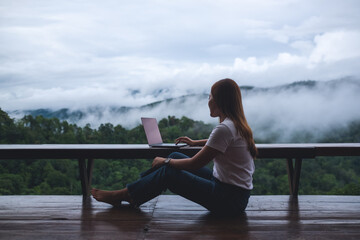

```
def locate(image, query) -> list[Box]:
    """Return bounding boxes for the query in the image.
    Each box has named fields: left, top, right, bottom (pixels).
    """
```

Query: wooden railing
left=1, top=143, right=359, bottom=200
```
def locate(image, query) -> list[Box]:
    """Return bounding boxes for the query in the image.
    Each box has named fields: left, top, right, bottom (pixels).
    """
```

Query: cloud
left=309, top=31, right=360, bottom=65
left=1, top=0, right=360, bottom=111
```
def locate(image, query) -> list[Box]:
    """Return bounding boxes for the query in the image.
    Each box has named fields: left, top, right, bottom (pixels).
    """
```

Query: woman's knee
left=168, top=152, right=189, bottom=159
left=162, top=164, right=188, bottom=187
left=163, top=164, right=180, bottom=176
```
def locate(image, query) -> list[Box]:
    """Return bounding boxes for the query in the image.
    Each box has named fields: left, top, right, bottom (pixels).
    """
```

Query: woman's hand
left=152, top=157, right=166, bottom=168
left=175, top=136, right=195, bottom=146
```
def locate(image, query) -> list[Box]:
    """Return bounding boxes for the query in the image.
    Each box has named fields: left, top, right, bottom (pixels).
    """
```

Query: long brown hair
left=211, top=78, right=258, bottom=159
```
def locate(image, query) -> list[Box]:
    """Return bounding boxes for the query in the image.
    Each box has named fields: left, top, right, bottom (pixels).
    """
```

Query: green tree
left=1, top=110, right=360, bottom=196
left=0, top=174, right=25, bottom=195
left=0, top=108, right=21, bottom=143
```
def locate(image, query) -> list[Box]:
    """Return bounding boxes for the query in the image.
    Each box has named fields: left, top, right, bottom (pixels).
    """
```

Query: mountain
left=8, top=78, right=360, bottom=142
left=10, top=93, right=208, bottom=126
left=9, top=79, right=333, bottom=122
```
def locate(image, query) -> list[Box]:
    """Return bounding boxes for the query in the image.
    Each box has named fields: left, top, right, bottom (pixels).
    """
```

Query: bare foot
left=91, top=188, right=132, bottom=207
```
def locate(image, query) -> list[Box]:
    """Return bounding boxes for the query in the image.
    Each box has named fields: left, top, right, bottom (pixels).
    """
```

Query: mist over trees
left=0, top=108, right=359, bottom=195
left=8, top=79, right=360, bottom=144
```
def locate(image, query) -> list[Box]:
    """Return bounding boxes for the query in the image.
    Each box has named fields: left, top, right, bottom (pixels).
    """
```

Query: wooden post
left=87, top=159, right=94, bottom=191
left=286, top=158, right=303, bottom=198
left=78, top=159, right=94, bottom=200
left=292, top=158, right=302, bottom=197
left=286, top=158, right=294, bottom=195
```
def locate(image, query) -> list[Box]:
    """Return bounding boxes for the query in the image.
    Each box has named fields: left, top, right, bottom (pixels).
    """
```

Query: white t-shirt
left=206, top=118, right=255, bottom=190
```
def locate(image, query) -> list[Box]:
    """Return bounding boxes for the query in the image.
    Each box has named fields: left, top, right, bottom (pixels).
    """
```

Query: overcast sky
left=1, top=0, right=360, bottom=111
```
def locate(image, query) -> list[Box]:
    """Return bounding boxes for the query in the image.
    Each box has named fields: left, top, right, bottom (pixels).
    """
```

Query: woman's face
left=208, top=94, right=221, bottom=118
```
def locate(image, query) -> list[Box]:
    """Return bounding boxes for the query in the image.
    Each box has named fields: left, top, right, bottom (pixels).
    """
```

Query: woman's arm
left=175, top=136, right=207, bottom=146
left=152, top=145, right=220, bottom=171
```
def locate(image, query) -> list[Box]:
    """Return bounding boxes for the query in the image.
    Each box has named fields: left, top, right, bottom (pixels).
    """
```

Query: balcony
left=0, top=143, right=359, bottom=239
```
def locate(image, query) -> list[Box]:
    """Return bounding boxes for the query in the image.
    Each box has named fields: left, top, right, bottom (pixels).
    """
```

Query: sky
left=1, top=0, right=360, bottom=112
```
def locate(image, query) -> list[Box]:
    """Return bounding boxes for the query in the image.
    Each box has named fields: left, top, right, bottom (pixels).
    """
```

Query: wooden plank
left=256, top=144, right=315, bottom=158
left=0, top=144, right=201, bottom=159
left=0, top=195, right=359, bottom=240
left=314, top=143, right=360, bottom=156
left=1, top=143, right=359, bottom=160
left=148, top=195, right=360, bottom=240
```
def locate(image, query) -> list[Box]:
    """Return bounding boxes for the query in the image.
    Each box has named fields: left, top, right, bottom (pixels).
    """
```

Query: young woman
left=91, top=78, right=257, bottom=216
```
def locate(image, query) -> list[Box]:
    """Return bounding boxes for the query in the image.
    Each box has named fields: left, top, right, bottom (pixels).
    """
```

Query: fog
left=243, top=79, right=360, bottom=141
left=10, top=79, right=359, bottom=142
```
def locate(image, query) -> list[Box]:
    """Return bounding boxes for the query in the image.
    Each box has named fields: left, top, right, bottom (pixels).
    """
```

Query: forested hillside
left=0, top=108, right=359, bottom=195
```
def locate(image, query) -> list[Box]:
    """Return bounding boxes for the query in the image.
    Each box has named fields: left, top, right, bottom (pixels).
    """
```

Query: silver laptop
left=141, top=117, right=187, bottom=148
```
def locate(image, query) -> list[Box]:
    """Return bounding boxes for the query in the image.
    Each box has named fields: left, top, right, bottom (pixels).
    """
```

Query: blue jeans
left=127, top=152, right=251, bottom=216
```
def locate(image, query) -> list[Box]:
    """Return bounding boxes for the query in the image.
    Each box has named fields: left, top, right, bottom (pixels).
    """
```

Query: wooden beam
left=292, top=158, right=302, bottom=197
left=78, top=159, right=87, bottom=199
left=286, top=158, right=303, bottom=198
left=78, top=159, right=93, bottom=200
left=1, top=143, right=360, bottom=160
left=87, top=159, right=94, bottom=191
left=286, top=158, right=294, bottom=195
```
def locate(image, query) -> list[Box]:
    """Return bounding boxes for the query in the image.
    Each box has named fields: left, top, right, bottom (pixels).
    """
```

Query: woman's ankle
left=123, top=188, right=135, bottom=205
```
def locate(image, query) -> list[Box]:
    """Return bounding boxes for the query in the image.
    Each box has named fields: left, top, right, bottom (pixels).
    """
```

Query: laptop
left=141, top=117, right=187, bottom=148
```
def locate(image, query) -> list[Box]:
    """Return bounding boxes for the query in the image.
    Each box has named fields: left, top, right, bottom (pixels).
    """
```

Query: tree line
left=0, top=108, right=359, bottom=195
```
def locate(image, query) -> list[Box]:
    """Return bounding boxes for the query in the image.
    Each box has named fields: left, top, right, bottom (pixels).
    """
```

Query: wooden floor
left=0, top=195, right=359, bottom=240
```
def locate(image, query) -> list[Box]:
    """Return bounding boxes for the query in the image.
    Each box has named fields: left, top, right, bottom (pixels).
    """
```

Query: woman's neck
left=219, top=115, right=226, bottom=123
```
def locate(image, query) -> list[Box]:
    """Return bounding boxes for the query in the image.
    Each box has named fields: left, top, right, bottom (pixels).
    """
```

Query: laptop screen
left=141, top=118, right=163, bottom=145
